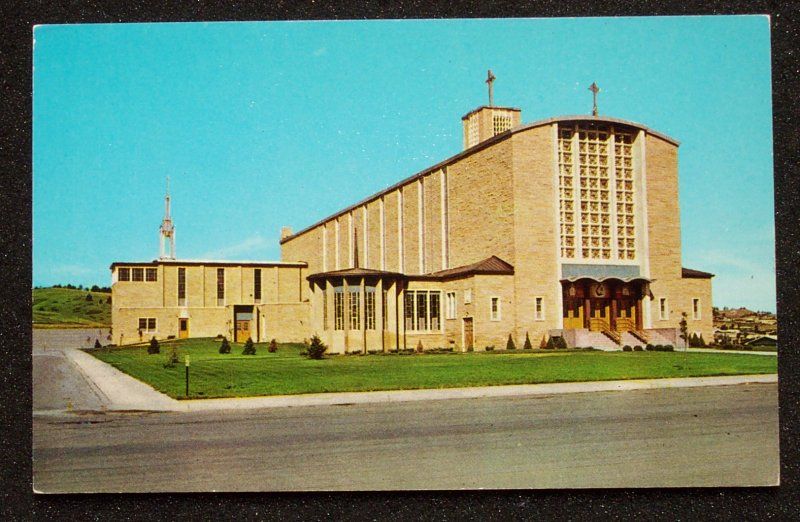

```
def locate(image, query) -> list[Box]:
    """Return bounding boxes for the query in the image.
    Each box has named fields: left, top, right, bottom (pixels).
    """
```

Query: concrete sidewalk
left=63, top=349, right=777, bottom=413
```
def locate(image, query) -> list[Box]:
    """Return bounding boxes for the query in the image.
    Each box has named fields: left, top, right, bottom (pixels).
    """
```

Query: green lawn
left=33, top=287, right=111, bottom=327
left=88, top=338, right=778, bottom=399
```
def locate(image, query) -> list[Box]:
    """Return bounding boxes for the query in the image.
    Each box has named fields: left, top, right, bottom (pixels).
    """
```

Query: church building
left=111, top=74, right=713, bottom=352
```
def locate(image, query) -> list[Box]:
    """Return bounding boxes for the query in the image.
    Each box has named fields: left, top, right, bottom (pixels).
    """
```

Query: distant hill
left=32, top=287, right=111, bottom=328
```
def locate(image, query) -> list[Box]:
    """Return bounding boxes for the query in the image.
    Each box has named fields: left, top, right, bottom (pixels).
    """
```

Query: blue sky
left=33, top=17, right=775, bottom=311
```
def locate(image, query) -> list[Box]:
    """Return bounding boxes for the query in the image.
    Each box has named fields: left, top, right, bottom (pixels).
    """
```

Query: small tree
left=106, top=296, right=112, bottom=304
left=219, top=337, right=231, bottom=354
left=679, top=312, right=689, bottom=350
left=699, top=333, right=707, bottom=347
left=85, top=293, right=93, bottom=302
left=523, top=332, right=533, bottom=350
left=416, top=340, right=424, bottom=353
left=94, top=339, right=102, bottom=349
left=268, top=338, right=278, bottom=353
left=166, top=344, right=179, bottom=366
left=540, top=335, right=548, bottom=349
left=545, top=336, right=555, bottom=349
left=147, top=336, right=160, bottom=355
left=506, top=334, right=516, bottom=350
left=306, top=334, right=327, bottom=359
left=242, top=337, right=256, bottom=355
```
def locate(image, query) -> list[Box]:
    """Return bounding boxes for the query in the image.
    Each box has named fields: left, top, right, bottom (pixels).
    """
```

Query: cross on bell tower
left=588, top=82, right=600, bottom=116
left=486, top=69, right=496, bottom=106
left=159, top=176, right=176, bottom=260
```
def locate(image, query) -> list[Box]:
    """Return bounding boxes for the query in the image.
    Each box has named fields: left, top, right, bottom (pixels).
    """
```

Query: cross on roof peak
left=486, top=69, right=496, bottom=106
left=588, top=82, right=600, bottom=116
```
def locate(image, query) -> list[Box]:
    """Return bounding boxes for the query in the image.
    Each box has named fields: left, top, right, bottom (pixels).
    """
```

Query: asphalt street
left=33, top=382, right=779, bottom=492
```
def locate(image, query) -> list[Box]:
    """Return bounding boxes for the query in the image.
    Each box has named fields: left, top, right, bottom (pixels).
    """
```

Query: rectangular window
left=322, top=284, right=328, bottom=330
left=217, top=268, right=225, bottom=306
left=145, top=268, right=158, bottom=282
left=693, top=298, right=701, bottom=320
left=446, top=291, right=456, bottom=319
left=535, top=297, right=545, bottom=320
left=132, top=267, right=144, bottom=282
left=348, top=287, right=360, bottom=330
left=659, top=298, right=669, bottom=320
left=429, top=291, right=440, bottom=331
left=365, top=287, right=376, bottom=330
left=334, top=286, right=344, bottom=330
left=490, top=297, right=501, bottom=321
left=118, top=267, right=130, bottom=281
left=382, top=288, right=388, bottom=329
left=404, top=292, right=415, bottom=331
left=177, top=267, right=186, bottom=306
left=403, top=290, right=442, bottom=332
left=138, top=317, right=156, bottom=332
left=254, top=268, right=262, bottom=304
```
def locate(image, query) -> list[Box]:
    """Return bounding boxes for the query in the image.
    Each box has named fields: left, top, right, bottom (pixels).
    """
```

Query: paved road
left=33, top=328, right=111, bottom=352
left=33, top=383, right=778, bottom=492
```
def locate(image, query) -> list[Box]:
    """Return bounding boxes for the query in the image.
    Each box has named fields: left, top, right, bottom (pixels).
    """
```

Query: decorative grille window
left=558, top=124, right=637, bottom=261
left=467, top=116, right=479, bottom=148
left=493, top=114, right=512, bottom=135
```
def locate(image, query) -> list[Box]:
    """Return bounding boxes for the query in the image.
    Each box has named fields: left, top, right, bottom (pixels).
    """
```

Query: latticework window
left=493, top=114, right=512, bottom=135
left=614, top=132, right=636, bottom=260
left=467, top=116, right=479, bottom=147
left=557, top=124, right=637, bottom=261
left=558, top=129, right=576, bottom=258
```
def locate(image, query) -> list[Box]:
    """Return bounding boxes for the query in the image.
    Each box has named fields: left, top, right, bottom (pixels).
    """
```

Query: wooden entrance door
left=463, top=317, right=474, bottom=351
left=179, top=318, right=189, bottom=339
left=588, top=298, right=610, bottom=331
left=563, top=298, right=583, bottom=329
left=235, top=319, right=251, bottom=343
left=616, top=299, right=636, bottom=332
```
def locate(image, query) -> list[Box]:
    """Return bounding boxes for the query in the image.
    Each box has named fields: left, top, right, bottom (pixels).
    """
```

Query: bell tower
left=461, top=69, right=522, bottom=150
left=159, top=177, right=176, bottom=260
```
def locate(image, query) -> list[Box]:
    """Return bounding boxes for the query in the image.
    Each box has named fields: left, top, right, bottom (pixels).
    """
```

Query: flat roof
left=110, top=259, right=307, bottom=269
left=281, top=114, right=679, bottom=245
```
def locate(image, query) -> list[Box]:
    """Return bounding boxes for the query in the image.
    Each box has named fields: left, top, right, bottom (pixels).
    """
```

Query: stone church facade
left=112, top=97, right=713, bottom=352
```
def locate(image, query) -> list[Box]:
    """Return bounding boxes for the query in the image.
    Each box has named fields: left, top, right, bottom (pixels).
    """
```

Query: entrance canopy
left=561, top=263, right=651, bottom=283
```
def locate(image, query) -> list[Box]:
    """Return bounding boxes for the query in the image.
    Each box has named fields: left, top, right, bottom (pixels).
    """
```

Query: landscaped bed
left=88, top=338, right=778, bottom=399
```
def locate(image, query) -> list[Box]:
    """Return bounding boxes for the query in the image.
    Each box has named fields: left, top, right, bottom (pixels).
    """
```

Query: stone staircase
left=573, top=330, right=621, bottom=351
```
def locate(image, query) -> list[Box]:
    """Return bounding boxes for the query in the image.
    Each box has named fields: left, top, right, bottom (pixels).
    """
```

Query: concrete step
left=574, top=330, right=620, bottom=351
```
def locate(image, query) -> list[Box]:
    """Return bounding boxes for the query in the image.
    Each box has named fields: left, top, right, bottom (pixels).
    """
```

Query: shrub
left=219, top=337, right=231, bottom=354
left=540, top=336, right=548, bottom=349
left=242, top=337, right=256, bottom=355
left=416, top=340, right=424, bottom=353
left=699, top=334, right=707, bottom=347
left=622, top=345, right=632, bottom=352
left=94, top=339, right=102, bottom=349
left=646, top=344, right=655, bottom=351
left=85, top=293, right=93, bottom=301
left=215, top=334, right=224, bottom=340
left=523, top=332, right=533, bottom=350
left=367, top=349, right=380, bottom=355
left=485, top=346, right=494, bottom=351
left=654, top=344, right=663, bottom=351
left=634, top=345, right=643, bottom=351
left=167, top=335, right=175, bottom=340
left=106, top=296, right=112, bottom=304
left=506, top=334, right=516, bottom=350
left=268, top=338, right=278, bottom=353
left=545, top=336, right=555, bottom=349
left=466, top=346, right=474, bottom=352
left=147, top=337, right=160, bottom=355
left=165, top=344, right=179, bottom=367
left=554, top=336, right=568, bottom=349
left=306, top=334, right=328, bottom=359
left=664, top=345, right=675, bottom=352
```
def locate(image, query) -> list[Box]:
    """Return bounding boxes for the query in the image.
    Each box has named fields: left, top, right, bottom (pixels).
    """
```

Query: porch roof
left=561, top=263, right=650, bottom=283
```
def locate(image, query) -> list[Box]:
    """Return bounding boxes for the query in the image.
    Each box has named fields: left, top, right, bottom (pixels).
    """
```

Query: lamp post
left=185, top=354, right=190, bottom=397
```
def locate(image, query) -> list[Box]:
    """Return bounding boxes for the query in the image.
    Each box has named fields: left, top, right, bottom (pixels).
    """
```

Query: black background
left=2, top=1, right=798, bottom=519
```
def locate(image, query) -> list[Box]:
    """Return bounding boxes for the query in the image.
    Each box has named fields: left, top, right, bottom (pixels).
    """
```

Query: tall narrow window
left=693, top=298, right=701, bottom=320
left=118, top=267, right=130, bottom=281
left=132, top=267, right=144, bottom=282
left=446, top=291, right=456, bottom=319
left=416, top=290, right=428, bottom=331
left=217, top=268, right=225, bottom=306
left=404, top=292, right=415, bottom=330
left=348, top=286, right=361, bottom=330
left=365, top=286, right=376, bottom=330
left=382, top=288, right=388, bottom=329
left=254, top=268, right=262, bottom=304
left=146, top=268, right=158, bottom=282
left=534, top=297, right=544, bottom=320
left=429, top=291, right=440, bottom=330
left=322, top=283, right=328, bottom=330
left=490, top=297, right=501, bottom=321
left=177, top=267, right=186, bottom=306
left=659, top=298, right=669, bottom=320
left=334, top=286, right=344, bottom=330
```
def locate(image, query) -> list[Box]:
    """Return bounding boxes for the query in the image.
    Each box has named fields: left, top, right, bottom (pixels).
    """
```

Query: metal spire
left=159, top=176, right=175, bottom=260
